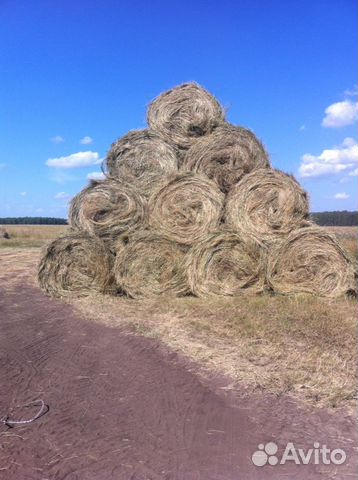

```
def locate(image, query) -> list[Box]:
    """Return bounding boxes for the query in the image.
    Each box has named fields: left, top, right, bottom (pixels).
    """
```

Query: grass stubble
left=1, top=225, right=357, bottom=410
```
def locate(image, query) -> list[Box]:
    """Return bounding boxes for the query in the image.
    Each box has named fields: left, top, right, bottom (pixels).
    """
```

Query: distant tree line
left=0, top=212, right=357, bottom=226
left=0, top=217, right=68, bottom=225
left=310, top=211, right=357, bottom=226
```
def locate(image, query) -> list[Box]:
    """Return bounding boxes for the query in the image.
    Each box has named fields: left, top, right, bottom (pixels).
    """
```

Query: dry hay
left=0, top=227, right=10, bottom=239
left=183, top=124, right=270, bottom=193
left=69, top=179, right=146, bottom=240
left=225, top=169, right=310, bottom=241
left=267, top=226, right=357, bottom=298
left=148, top=172, right=225, bottom=246
left=147, top=82, right=225, bottom=151
left=114, top=231, right=188, bottom=298
left=103, top=129, right=178, bottom=196
left=184, top=230, right=266, bottom=297
left=38, top=232, right=115, bottom=298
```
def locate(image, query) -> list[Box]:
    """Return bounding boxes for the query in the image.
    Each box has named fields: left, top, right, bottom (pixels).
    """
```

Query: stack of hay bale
left=38, top=83, right=356, bottom=299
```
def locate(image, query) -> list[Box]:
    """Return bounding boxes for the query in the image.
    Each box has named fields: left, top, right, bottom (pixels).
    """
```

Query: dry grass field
left=1, top=223, right=356, bottom=254
left=73, top=284, right=357, bottom=410
left=0, top=224, right=68, bottom=248
left=1, top=224, right=357, bottom=409
left=326, top=226, right=357, bottom=261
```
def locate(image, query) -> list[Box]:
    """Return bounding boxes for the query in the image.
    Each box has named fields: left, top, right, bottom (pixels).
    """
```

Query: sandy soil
left=0, top=249, right=356, bottom=479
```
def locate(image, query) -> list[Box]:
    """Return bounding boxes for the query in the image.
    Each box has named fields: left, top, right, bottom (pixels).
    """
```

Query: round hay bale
left=38, top=232, right=115, bottom=298
left=114, top=231, right=189, bottom=298
left=267, top=226, right=357, bottom=298
left=147, top=82, right=225, bottom=151
left=103, top=129, right=178, bottom=196
left=185, top=230, right=266, bottom=297
left=69, top=179, right=147, bottom=240
left=225, top=169, right=310, bottom=241
left=0, top=227, right=10, bottom=239
left=183, top=124, right=270, bottom=193
left=148, top=172, right=225, bottom=246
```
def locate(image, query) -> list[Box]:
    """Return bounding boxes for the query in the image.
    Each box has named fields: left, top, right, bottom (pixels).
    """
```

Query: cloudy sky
left=0, top=0, right=357, bottom=217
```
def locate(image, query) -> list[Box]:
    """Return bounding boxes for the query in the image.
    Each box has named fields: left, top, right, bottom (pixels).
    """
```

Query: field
left=325, top=226, right=357, bottom=262
left=1, top=224, right=357, bottom=409
left=0, top=224, right=357, bottom=478
left=0, top=224, right=68, bottom=248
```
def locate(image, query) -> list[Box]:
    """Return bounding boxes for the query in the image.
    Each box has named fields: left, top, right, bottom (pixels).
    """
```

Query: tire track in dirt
left=0, top=252, right=356, bottom=479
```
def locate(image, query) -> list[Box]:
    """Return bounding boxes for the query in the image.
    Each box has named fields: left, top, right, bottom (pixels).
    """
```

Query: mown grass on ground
left=74, top=227, right=355, bottom=409
left=74, top=290, right=357, bottom=409
left=2, top=225, right=356, bottom=409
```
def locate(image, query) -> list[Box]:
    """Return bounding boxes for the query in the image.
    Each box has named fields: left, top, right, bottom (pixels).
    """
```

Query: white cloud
left=54, top=191, right=70, bottom=200
left=87, top=171, right=105, bottom=181
left=299, top=138, right=358, bottom=178
left=344, top=86, right=358, bottom=97
left=51, top=135, right=65, bottom=144
left=20, top=191, right=27, bottom=196
left=80, top=136, right=93, bottom=145
left=322, top=99, right=358, bottom=128
left=341, top=137, right=356, bottom=147
left=46, top=151, right=102, bottom=168
left=334, top=192, right=349, bottom=200
left=349, top=168, right=358, bottom=177
left=339, top=178, right=349, bottom=184
left=299, top=124, right=306, bottom=131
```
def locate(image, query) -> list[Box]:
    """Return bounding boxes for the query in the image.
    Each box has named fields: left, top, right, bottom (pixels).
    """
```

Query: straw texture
left=147, top=82, right=225, bottom=151
left=183, top=124, right=270, bottom=192
left=104, top=129, right=178, bottom=196
left=267, top=226, right=357, bottom=297
left=38, top=82, right=356, bottom=300
left=185, top=230, right=266, bottom=297
left=38, top=232, right=115, bottom=298
left=114, top=231, right=188, bottom=298
left=148, top=172, right=225, bottom=245
left=225, top=169, right=310, bottom=241
left=69, top=179, right=146, bottom=241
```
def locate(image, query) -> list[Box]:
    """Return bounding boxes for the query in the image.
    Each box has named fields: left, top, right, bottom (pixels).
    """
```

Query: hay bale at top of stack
left=114, top=231, right=189, bottom=298
left=148, top=172, right=225, bottom=246
left=225, top=169, right=310, bottom=242
left=182, top=124, right=270, bottom=193
left=184, top=230, right=266, bottom=297
left=69, top=179, right=146, bottom=241
left=38, top=232, right=115, bottom=298
left=147, top=82, right=225, bottom=152
left=267, top=226, right=357, bottom=298
left=103, top=129, right=179, bottom=197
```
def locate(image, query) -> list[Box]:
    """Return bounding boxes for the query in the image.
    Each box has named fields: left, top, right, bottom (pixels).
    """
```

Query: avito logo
left=251, top=441, right=346, bottom=467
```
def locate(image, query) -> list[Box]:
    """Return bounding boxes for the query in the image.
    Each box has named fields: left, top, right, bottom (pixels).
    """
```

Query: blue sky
left=0, top=0, right=357, bottom=217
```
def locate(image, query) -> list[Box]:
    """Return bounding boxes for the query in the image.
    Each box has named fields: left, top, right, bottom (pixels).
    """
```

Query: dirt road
left=0, top=250, right=356, bottom=479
